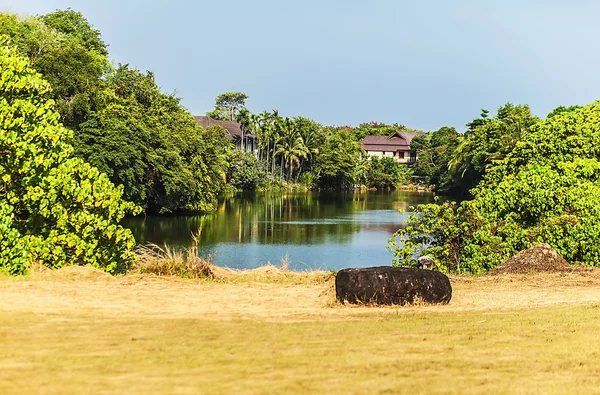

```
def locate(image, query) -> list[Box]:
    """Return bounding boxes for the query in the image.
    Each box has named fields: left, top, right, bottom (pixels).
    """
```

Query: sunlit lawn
left=2, top=302, right=600, bottom=394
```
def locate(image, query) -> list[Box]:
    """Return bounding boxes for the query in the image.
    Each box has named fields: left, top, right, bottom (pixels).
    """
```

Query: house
left=194, top=116, right=257, bottom=154
left=362, top=131, right=428, bottom=164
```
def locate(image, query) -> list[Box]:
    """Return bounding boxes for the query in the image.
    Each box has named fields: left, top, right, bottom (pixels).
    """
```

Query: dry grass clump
left=133, top=243, right=215, bottom=279
left=213, top=263, right=334, bottom=285
left=213, top=253, right=334, bottom=285
left=131, top=245, right=332, bottom=284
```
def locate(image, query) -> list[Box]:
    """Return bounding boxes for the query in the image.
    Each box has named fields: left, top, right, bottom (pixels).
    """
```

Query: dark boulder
left=335, top=266, right=452, bottom=305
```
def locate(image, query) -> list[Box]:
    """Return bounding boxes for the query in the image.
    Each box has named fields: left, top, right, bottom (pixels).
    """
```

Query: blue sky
left=1, top=0, right=598, bottom=131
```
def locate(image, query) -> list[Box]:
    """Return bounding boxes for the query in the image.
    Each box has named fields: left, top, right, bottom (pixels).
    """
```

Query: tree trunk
left=271, top=148, right=276, bottom=177
left=296, top=163, right=304, bottom=182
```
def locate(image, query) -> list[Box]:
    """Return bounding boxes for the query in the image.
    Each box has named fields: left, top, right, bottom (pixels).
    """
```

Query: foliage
left=274, top=117, right=310, bottom=181
left=40, top=9, right=108, bottom=55
left=546, top=105, right=582, bottom=119
left=363, top=157, right=411, bottom=189
left=448, top=104, right=539, bottom=195
left=388, top=200, right=502, bottom=273
left=207, top=91, right=248, bottom=121
left=0, top=202, right=28, bottom=274
left=314, top=131, right=364, bottom=188
left=0, top=37, right=138, bottom=275
left=227, top=150, right=267, bottom=191
left=73, top=66, right=231, bottom=213
left=1, top=11, right=232, bottom=214
left=249, top=112, right=324, bottom=185
left=390, top=101, right=600, bottom=272
left=0, top=11, right=109, bottom=127
left=410, top=126, right=461, bottom=193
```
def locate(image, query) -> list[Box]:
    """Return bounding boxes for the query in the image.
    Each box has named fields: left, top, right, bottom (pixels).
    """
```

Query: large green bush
left=226, top=150, right=266, bottom=191
left=0, top=37, right=138, bottom=275
left=390, top=102, right=600, bottom=273
left=363, top=156, right=412, bottom=189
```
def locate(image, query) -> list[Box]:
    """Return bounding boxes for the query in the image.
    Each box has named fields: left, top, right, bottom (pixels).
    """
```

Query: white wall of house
left=366, top=151, right=386, bottom=158
left=365, top=150, right=417, bottom=164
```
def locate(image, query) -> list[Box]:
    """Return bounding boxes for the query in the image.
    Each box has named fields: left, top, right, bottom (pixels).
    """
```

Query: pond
left=121, top=191, right=435, bottom=271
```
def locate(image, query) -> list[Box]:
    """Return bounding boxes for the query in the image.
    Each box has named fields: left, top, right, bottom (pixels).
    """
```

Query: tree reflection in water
left=122, top=191, right=434, bottom=270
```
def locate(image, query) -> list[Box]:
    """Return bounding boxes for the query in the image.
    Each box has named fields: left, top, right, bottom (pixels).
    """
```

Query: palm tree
left=295, top=117, right=322, bottom=179
left=275, top=118, right=309, bottom=180
left=236, top=108, right=252, bottom=153
left=250, top=113, right=262, bottom=160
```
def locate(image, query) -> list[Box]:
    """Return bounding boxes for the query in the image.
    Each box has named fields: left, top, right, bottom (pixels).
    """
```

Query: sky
left=1, top=0, right=599, bottom=131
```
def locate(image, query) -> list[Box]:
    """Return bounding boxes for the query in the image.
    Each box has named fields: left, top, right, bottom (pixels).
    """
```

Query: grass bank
left=2, top=270, right=600, bottom=393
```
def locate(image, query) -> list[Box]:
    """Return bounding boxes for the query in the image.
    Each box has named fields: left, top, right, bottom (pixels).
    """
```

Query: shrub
left=226, top=150, right=266, bottom=191
left=0, top=36, right=139, bottom=275
left=363, top=157, right=412, bottom=189
left=390, top=102, right=600, bottom=272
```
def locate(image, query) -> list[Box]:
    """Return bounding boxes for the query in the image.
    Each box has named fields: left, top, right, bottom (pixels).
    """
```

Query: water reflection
left=122, top=190, right=434, bottom=271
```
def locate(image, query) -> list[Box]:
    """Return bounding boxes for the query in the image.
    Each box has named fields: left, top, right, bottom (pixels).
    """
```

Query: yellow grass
left=2, top=269, right=600, bottom=394
left=132, top=245, right=334, bottom=285
left=133, top=243, right=216, bottom=279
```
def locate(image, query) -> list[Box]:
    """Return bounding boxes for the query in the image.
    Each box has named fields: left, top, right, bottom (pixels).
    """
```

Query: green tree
left=40, top=9, right=108, bottom=55
left=275, top=117, right=309, bottom=180
left=294, top=117, right=324, bottom=176
left=314, top=131, right=364, bottom=188
left=0, top=11, right=109, bottom=127
left=251, top=110, right=279, bottom=170
left=390, top=101, right=600, bottom=273
left=73, top=65, right=231, bottom=213
left=410, top=126, right=461, bottom=193
left=207, top=92, right=248, bottom=121
left=449, top=104, right=539, bottom=196
left=1, top=10, right=233, bottom=214
left=226, top=151, right=266, bottom=191
left=0, top=37, right=138, bottom=275
left=546, top=105, right=582, bottom=119
left=363, top=157, right=405, bottom=189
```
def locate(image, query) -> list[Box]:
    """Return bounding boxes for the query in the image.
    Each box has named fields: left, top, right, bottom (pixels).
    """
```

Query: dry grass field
left=2, top=267, right=600, bottom=394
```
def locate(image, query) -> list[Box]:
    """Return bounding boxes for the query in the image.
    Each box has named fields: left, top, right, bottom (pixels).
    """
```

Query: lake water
left=122, top=191, right=434, bottom=271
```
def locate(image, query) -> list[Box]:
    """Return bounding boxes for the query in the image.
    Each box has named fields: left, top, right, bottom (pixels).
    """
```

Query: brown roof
left=397, top=131, right=429, bottom=144
left=194, top=116, right=242, bottom=140
left=363, top=145, right=412, bottom=152
left=362, top=131, right=427, bottom=151
left=193, top=116, right=257, bottom=143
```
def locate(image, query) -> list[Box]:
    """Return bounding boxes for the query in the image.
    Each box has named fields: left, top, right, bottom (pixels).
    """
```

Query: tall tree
left=275, top=117, right=309, bottom=180
left=236, top=107, right=252, bottom=152
left=448, top=104, right=539, bottom=196
left=1, top=10, right=233, bottom=213
left=314, top=131, right=364, bottom=189
left=0, top=37, right=137, bottom=275
left=410, top=126, right=461, bottom=194
left=74, top=65, right=231, bottom=213
left=294, top=117, right=323, bottom=176
left=40, top=9, right=108, bottom=55
left=207, top=92, right=248, bottom=121
left=0, top=11, right=109, bottom=127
